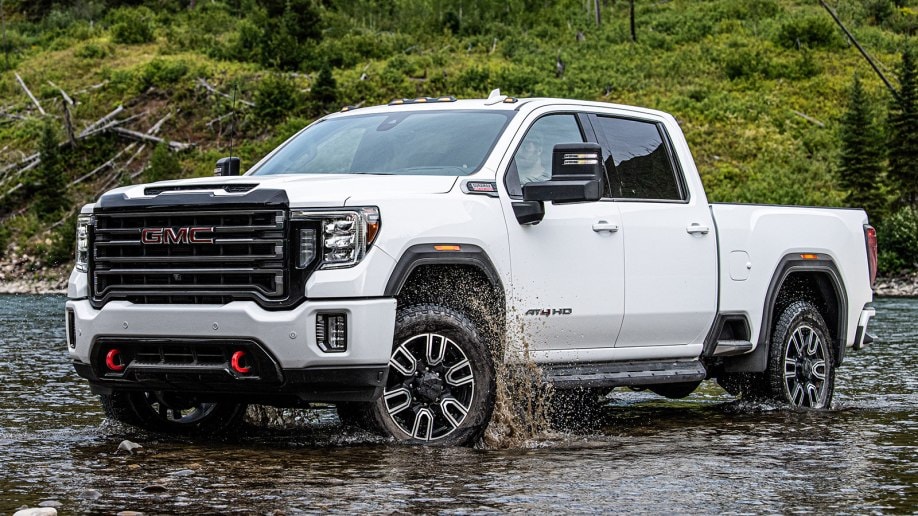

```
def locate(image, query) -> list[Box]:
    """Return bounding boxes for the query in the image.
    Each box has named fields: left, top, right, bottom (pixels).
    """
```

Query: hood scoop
left=144, top=184, right=257, bottom=196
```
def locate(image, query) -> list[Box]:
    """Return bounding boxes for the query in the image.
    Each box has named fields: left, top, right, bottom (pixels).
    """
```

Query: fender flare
left=383, top=243, right=503, bottom=297
left=724, top=253, right=848, bottom=372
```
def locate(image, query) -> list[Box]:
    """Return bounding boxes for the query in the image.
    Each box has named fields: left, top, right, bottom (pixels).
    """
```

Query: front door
left=500, top=112, right=625, bottom=356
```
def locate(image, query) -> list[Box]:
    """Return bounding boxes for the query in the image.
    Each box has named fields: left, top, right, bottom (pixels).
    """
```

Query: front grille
left=90, top=208, right=289, bottom=305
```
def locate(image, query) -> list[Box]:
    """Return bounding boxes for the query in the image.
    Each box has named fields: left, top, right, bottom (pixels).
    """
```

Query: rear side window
left=593, top=116, right=683, bottom=201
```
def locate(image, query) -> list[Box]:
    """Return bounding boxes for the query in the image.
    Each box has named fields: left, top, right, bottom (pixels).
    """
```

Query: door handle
left=592, top=221, right=620, bottom=233
left=686, top=223, right=710, bottom=235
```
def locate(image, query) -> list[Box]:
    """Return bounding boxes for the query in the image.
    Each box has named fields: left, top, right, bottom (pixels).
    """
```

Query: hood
left=107, top=174, right=459, bottom=207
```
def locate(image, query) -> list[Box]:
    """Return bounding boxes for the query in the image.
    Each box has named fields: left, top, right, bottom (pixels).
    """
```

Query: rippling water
left=1, top=295, right=915, bottom=514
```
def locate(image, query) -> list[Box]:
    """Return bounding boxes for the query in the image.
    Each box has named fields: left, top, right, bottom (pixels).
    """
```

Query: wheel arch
left=384, top=244, right=506, bottom=344
left=723, top=253, right=848, bottom=372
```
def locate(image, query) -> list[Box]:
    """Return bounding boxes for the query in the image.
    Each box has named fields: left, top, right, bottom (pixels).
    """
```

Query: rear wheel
left=764, top=301, right=835, bottom=408
left=370, top=304, right=496, bottom=446
left=101, top=391, right=247, bottom=435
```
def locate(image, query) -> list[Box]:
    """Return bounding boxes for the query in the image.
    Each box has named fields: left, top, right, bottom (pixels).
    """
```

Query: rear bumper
left=852, top=306, right=876, bottom=350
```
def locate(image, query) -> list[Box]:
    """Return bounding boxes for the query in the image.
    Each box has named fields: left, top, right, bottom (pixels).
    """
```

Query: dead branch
left=72, top=81, right=108, bottom=96
left=109, top=127, right=192, bottom=151
left=197, top=78, right=255, bottom=107
left=206, top=112, right=234, bottom=129
left=147, top=112, right=172, bottom=135
left=48, top=81, right=74, bottom=106
left=792, top=110, right=826, bottom=128
left=69, top=145, right=135, bottom=186
left=79, top=105, right=124, bottom=137
left=14, top=73, right=46, bottom=116
left=62, top=99, right=76, bottom=147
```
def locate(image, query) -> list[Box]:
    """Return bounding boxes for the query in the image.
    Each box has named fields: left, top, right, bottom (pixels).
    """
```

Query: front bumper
left=66, top=297, right=396, bottom=403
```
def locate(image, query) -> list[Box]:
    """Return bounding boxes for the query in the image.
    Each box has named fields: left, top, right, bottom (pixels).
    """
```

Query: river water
left=0, top=295, right=915, bottom=514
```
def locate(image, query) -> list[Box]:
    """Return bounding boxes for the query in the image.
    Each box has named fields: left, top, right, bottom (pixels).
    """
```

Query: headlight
left=291, top=207, right=380, bottom=269
left=75, top=214, right=93, bottom=273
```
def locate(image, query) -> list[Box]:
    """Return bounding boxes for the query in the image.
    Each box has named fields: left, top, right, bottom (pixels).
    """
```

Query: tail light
left=864, top=225, right=878, bottom=287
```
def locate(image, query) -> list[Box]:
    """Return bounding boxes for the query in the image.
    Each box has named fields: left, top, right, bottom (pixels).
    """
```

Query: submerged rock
left=117, top=440, right=143, bottom=454
left=13, top=508, right=58, bottom=516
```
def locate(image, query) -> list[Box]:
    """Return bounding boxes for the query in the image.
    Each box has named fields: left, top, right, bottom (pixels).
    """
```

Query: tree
left=838, top=74, right=887, bottom=218
left=310, top=64, right=338, bottom=115
left=32, top=120, right=69, bottom=221
left=145, top=143, right=182, bottom=183
left=888, top=46, right=918, bottom=208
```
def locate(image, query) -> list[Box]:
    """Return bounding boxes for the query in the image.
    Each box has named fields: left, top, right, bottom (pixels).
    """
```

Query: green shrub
left=138, top=58, right=190, bottom=90
left=877, top=207, right=918, bottom=274
left=253, top=74, right=304, bottom=124
left=75, top=42, right=113, bottom=59
left=109, top=7, right=156, bottom=45
left=145, top=144, right=183, bottom=183
left=775, top=16, right=841, bottom=50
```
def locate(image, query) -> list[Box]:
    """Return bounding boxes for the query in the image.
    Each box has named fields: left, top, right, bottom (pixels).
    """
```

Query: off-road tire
left=746, top=300, right=836, bottom=408
left=370, top=303, right=496, bottom=446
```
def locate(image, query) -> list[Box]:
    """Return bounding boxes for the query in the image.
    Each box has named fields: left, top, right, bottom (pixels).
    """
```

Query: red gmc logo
left=141, top=227, right=215, bottom=244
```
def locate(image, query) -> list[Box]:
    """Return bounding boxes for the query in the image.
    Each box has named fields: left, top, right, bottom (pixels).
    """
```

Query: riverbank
left=0, top=257, right=914, bottom=297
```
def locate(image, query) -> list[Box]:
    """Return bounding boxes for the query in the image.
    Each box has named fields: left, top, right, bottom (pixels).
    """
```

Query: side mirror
left=214, top=157, right=241, bottom=176
left=522, top=143, right=604, bottom=203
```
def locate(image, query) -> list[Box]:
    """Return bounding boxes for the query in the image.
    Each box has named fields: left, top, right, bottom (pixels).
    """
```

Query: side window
left=593, top=116, right=683, bottom=201
left=507, top=114, right=584, bottom=196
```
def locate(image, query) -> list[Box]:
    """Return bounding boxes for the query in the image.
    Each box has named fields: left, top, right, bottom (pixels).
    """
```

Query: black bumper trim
left=74, top=362, right=388, bottom=403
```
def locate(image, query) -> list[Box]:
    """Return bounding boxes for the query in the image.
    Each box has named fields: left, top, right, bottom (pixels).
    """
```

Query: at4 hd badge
left=525, top=308, right=573, bottom=316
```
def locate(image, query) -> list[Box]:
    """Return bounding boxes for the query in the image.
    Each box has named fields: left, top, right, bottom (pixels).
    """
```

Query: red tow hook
left=231, top=350, right=252, bottom=374
left=105, top=349, right=126, bottom=372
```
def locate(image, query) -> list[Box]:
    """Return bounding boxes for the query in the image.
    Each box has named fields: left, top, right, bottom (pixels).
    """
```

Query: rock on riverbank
left=873, top=273, right=918, bottom=297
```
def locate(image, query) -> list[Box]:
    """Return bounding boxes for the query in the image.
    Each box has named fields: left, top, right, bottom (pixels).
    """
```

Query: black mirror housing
left=214, top=157, right=241, bottom=176
left=522, top=143, right=604, bottom=203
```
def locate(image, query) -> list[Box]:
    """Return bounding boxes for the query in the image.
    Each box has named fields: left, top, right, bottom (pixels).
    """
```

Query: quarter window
left=593, top=116, right=683, bottom=201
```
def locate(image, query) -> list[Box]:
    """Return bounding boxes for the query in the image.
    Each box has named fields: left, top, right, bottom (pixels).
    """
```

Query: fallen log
left=14, top=73, right=46, bottom=116
left=110, top=126, right=192, bottom=151
left=79, top=105, right=124, bottom=137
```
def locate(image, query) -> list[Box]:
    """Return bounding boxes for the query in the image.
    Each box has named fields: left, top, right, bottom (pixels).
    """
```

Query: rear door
left=589, top=114, right=717, bottom=347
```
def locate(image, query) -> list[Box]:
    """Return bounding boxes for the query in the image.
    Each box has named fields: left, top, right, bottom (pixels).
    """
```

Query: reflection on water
left=1, top=295, right=915, bottom=513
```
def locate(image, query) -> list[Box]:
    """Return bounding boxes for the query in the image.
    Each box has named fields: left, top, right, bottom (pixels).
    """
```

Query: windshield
left=250, top=110, right=515, bottom=176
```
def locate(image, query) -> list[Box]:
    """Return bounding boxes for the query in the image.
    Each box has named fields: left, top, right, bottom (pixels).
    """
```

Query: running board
left=542, top=359, right=707, bottom=390
left=713, top=339, right=754, bottom=356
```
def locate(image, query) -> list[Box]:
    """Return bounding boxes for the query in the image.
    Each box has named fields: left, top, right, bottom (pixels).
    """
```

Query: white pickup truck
left=65, top=92, right=877, bottom=445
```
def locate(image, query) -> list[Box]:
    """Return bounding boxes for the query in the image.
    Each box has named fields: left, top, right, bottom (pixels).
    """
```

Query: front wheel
left=764, top=300, right=836, bottom=408
left=370, top=304, right=496, bottom=446
left=101, top=391, right=247, bottom=435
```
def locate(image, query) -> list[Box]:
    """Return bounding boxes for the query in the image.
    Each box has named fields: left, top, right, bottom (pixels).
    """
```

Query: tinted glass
left=507, top=114, right=584, bottom=196
left=251, top=111, right=514, bottom=176
left=593, top=116, right=682, bottom=200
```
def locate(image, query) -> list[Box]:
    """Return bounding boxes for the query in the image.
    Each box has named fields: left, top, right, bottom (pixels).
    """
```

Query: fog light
left=316, top=313, right=347, bottom=353
left=66, top=309, right=76, bottom=349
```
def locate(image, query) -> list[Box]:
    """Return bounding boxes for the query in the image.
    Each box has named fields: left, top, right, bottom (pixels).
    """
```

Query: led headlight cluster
left=75, top=214, right=93, bottom=273
left=291, top=207, right=380, bottom=270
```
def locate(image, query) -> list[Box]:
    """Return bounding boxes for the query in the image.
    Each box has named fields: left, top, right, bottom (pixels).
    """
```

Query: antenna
left=230, top=81, right=237, bottom=162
